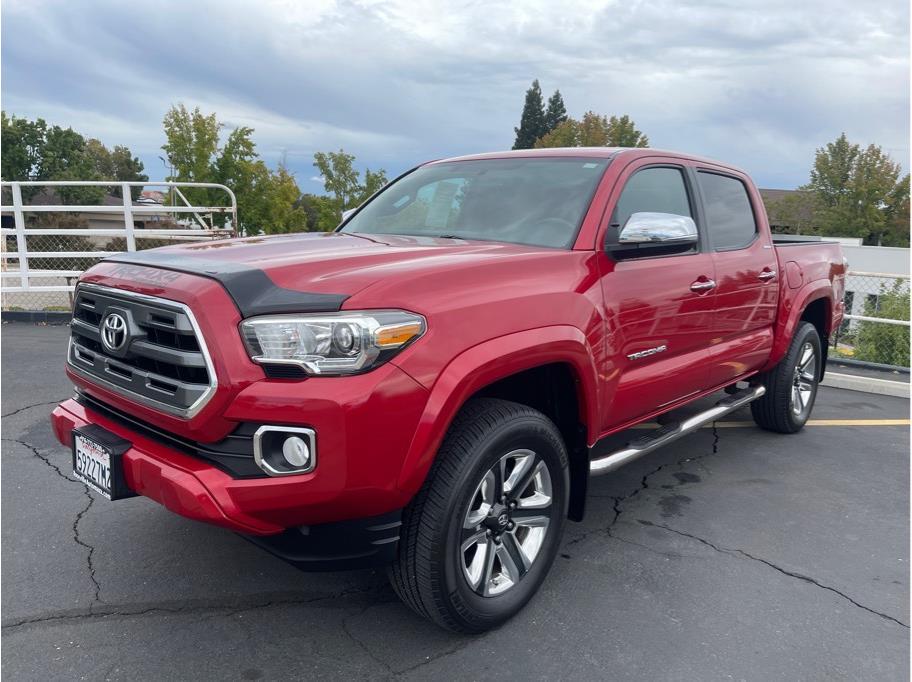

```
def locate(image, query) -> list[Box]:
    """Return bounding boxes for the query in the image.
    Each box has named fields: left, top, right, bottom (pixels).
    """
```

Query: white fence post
left=122, top=183, right=137, bottom=252
left=11, top=183, right=29, bottom=291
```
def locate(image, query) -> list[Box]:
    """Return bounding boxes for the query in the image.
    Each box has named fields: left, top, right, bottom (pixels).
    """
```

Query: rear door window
left=697, top=172, right=757, bottom=250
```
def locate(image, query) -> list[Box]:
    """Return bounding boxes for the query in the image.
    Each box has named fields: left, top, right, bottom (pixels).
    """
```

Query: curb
left=822, top=372, right=910, bottom=399
left=1, top=310, right=71, bottom=325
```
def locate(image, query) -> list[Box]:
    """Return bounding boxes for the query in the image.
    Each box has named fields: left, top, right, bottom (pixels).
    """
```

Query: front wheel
left=389, top=398, right=568, bottom=633
left=751, top=321, right=822, bottom=433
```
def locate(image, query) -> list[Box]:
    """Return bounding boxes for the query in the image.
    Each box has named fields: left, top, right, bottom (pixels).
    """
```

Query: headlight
left=240, top=310, right=425, bottom=376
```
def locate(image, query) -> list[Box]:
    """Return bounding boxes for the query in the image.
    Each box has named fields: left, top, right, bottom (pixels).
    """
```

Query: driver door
left=598, top=161, right=716, bottom=428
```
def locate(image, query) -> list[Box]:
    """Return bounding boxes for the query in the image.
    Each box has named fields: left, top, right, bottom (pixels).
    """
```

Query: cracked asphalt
left=2, top=321, right=909, bottom=680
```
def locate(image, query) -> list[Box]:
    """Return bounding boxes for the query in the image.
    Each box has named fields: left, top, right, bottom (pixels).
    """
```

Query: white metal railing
left=843, top=271, right=910, bottom=328
left=0, top=180, right=237, bottom=293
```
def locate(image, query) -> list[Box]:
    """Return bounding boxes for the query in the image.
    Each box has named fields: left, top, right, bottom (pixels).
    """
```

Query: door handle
left=690, top=279, right=716, bottom=292
left=758, top=270, right=777, bottom=281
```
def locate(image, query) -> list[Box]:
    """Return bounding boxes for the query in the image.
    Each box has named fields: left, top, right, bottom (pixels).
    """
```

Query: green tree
left=606, top=114, right=649, bottom=148
left=765, top=191, right=818, bottom=235
left=110, top=145, right=148, bottom=199
left=803, top=133, right=909, bottom=246
left=544, top=90, right=568, bottom=133
left=512, top=79, right=547, bottom=150
left=359, top=168, right=388, bottom=204
left=311, top=150, right=388, bottom=228
left=883, top=175, right=910, bottom=247
left=535, top=111, right=649, bottom=148
left=298, top=193, right=343, bottom=232
left=161, top=104, right=221, bottom=205
left=2, top=112, right=146, bottom=203
left=1, top=112, right=47, bottom=182
left=265, top=166, right=309, bottom=233
left=534, top=118, right=579, bottom=147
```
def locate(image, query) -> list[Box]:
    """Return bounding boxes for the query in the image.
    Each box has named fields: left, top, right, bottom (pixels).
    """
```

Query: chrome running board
left=589, top=385, right=766, bottom=476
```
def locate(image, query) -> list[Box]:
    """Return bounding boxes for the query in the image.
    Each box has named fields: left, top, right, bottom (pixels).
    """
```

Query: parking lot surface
left=2, top=321, right=909, bottom=680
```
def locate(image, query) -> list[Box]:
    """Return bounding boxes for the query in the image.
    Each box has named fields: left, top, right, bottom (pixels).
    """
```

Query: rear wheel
left=389, top=398, right=568, bottom=633
left=751, top=321, right=821, bottom=433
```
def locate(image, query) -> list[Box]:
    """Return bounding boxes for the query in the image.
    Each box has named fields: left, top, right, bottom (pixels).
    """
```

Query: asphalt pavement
left=2, top=321, right=909, bottom=680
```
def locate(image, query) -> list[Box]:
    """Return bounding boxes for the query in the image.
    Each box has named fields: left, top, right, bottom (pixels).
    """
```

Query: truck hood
left=102, top=231, right=577, bottom=315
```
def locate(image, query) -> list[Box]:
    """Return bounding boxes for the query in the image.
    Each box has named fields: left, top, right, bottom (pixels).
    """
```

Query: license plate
left=72, top=426, right=135, bottom=501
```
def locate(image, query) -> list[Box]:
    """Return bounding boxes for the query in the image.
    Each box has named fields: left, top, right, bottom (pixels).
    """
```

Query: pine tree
left=512, top=80, right=547, bottom=150
left=544, top=90, right=568, bottom=134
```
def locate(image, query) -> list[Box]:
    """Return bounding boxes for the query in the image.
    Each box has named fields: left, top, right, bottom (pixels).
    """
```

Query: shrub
left=854, top=280, right=910, bottom=367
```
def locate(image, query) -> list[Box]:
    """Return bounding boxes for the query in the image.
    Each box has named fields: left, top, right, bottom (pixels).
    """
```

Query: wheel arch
left=395, top=326, right=599, bottom=521
left=764, top=280, right=834, bottom=375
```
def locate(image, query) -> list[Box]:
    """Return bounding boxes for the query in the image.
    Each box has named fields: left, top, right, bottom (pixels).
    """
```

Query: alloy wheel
left=791, top=342, right=817, bottom=416
left=460, top=449, right=553, bottom=597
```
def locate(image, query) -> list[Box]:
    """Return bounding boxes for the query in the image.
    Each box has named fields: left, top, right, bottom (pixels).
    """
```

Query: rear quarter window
left=697, top=171, right=757, bottom=250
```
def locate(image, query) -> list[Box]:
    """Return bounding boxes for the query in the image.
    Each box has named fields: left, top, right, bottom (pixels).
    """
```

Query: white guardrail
left=842, top=271, right=910, bottom=328
left=0, top=180, right=237, bottom=294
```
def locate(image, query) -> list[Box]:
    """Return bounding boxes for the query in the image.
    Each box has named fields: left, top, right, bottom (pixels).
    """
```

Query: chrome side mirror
left=340, top=208, right=357, bottom=223
left=618, top=212, right=698, bottom=245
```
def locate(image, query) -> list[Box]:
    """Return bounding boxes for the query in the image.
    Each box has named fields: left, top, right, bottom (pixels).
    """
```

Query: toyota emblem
left=101, top=312, right=128, bottom=352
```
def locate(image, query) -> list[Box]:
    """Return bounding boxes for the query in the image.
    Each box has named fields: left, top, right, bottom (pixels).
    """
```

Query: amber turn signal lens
left=374, top=321, right=423, bottom=348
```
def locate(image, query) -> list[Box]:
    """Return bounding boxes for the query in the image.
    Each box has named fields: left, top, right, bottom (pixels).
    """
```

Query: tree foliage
left=791, top=133, right=910, bottom=246
left=1, top=111, right=148, bottom=203
left=534, top=111, right=649, bottom=149
left=310, top=150, right=388, bottom=230
left=544, top=90, right=568, bottom=133
left=512, top=80, right=548, bottom=150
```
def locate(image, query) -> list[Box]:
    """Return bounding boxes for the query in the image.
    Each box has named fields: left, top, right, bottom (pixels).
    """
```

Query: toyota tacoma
left=52, top=148, right=845, bottom=632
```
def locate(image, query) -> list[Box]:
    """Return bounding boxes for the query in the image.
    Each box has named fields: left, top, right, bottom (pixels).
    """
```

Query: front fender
left=763, top=279, right=834, bottom=371
left=395, top=325, right=599, bottom=497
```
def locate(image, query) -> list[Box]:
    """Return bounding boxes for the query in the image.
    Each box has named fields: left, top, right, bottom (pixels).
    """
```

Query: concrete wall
left=842, top=245, right=909, bottom=276
left=839, top=245, right=909, bottom=320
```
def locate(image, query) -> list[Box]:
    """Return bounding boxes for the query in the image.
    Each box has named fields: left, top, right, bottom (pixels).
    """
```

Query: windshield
left=339, top=157, right=610, bottom=249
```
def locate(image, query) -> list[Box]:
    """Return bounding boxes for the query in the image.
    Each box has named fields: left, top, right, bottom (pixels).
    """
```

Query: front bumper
left=52, top=358, right=429, bottom=536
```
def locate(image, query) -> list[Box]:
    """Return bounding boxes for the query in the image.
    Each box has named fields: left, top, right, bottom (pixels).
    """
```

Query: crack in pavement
left=1, top=397, right=68, bottom=419
left=565, top=422, right=721, bottom=551
left=2, top=584, right=388, bottom=632
left=566, top=421, right=908, bottom=630
left=340, top=603, right=397, bottom=678
left=641, top=520, right=909, bottom=629
left=394, top=637, right=476, bottom=677
left=337, top=600, right=476, bottom=678
left=3, top=437, right=103, bottom=606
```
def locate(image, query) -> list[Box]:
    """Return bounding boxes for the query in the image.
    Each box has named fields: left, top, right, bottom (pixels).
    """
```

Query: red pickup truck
left=52, top=148, right=845, bottom=632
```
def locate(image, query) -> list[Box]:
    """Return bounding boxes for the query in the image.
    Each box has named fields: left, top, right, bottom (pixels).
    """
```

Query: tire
left=389, top=398, right=569, bottom=633
left=751, top=321, right=822, bottom=433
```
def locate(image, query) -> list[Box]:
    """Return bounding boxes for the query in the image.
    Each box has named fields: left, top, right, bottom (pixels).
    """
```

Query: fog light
left=253, top=426, right=317, bottom=476
left=282, top=436, right=310, bottom=468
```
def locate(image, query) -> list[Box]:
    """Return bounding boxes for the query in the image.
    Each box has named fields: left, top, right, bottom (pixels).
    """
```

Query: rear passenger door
left=600, top=161, right=716, bottom=427
left=695, top=170, right=779, bottom=388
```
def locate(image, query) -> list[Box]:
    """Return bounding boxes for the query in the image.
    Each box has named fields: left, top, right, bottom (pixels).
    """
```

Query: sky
left=1, top=0, right=909, bottom=191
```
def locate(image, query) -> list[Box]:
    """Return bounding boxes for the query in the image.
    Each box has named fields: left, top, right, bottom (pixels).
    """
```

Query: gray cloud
left=2, top=0, right=908, bottom=189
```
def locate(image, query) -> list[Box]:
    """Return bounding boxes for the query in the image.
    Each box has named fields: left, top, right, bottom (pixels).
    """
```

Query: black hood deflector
left=104, top=251, right=349, bottom=317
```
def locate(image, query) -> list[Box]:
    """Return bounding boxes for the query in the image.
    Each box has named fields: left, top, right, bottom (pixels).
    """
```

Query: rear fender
left=395, top=326, right=599, bottom=496
left=763, top=280, right=834, bottom=371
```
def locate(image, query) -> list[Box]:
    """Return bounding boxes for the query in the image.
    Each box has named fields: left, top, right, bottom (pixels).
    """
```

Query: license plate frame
left=72, top=425, right=136, bottom=501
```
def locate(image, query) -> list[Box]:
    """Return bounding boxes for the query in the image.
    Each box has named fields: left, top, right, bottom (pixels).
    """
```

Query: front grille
left=68, top=284, right=216, bottom=418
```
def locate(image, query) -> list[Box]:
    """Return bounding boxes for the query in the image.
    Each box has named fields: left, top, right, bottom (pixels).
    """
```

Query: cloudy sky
left=2, top=0, right=909, bottom=190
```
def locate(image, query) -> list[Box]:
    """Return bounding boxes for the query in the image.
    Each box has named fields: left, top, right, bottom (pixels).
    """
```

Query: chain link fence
left=833, top=271, right=910, bottom=370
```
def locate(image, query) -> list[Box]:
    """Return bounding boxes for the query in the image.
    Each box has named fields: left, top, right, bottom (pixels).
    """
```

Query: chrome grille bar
left=67, top=283, right=217, bottom=418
